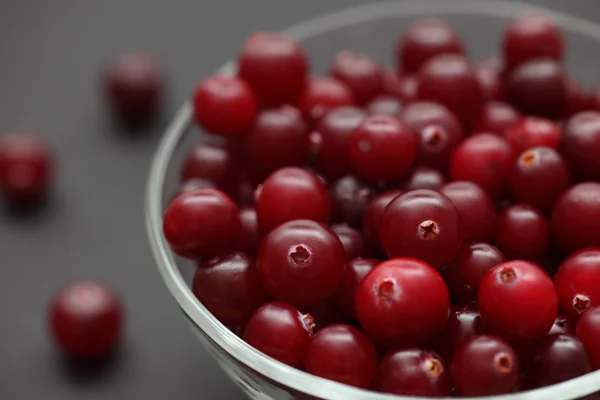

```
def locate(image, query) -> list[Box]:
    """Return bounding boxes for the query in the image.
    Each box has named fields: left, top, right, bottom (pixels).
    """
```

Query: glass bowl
left=146, top=1, right=600, bottom=399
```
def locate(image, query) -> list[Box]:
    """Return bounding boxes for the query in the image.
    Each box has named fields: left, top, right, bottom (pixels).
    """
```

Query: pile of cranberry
left=162, top=15, right=600, bottom=397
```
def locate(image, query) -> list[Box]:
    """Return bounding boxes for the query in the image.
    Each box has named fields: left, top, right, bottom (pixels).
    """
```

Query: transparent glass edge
left=144, top=1, right=600, bottom=399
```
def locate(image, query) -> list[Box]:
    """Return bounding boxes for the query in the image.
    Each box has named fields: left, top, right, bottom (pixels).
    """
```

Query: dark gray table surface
left=1, top=1, right=600, bottom=399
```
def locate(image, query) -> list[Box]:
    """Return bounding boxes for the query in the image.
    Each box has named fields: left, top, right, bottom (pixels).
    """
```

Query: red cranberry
left=348, top=115, right=417, bottom=182
left=475, top=102, right=521, bottom=136
left=417, top=54, right=482, bottom=126
left=399, top=101, right=464, bottom=169
left=238, top=33, right=308, bottom=106
left=506, top=58, right=567, bottom=119
left=192, top=75, right=257, bottom=136
left=366, top=95, right=403, bottom=117
left=49, top=282, right=123, bottom=359
left=576, top=306, right=600, bottom=369
left=163, top=188, right=240, bottom=259
left=355, top=258, right=450, bottom=346
left=478, top=261, right=558, bottom=341
left=255, top=167, right=330, bottom=234
left=430, top=304, right=484, bottom=363
left=440, top=181, right=498, bottom=243
left=235, top=207, right=260, bottom=255
left=243, top=301, right=314, bottom=368
left=305, top=324, right=378, bottom=388
left=402, top=167, right=446, bottom=191
left=564, top=78, right=592, bottom=118
left=0, top=133, right=52, bottom=205
left=298, top=77, right=355, bottom=124
left=330, top=224, right=367, bottom=261
left=330, top=50, right=383, bottom=105
left=504, top=117, right=561, bottom=154
left=549, top=311, right=577, bottom=335
left=301, top=300, right=347, bottom=331
left=450, top=133, right=514, bottom=198
left=451, top=335, right=520, bottom=396
left=510, top=147, right=570, bottom=213
left=381, top=70, right=416, bottom=103
left=104, top=53, right=163, bottom=124
left=332, top=258, right=378, bottom=318
left=551, top=183, right=600, bottom=253
left=362, top=190, right=403, bottom=255
left=381, top=190, right=463, bottom=268
left=193, top=253, right=269, bottom=325
left=257, top=220, right=346, bottom=308
left=447, top=243, right=507, bottom=303
left=376, top=347, right=452, bottom=396
left=531, top=334, right=591, bottom=387
left=397, top=18, right=464, bottom=74
left=180, top=143, right=238, bottom=195
left=175, top=178, right=216, bottom=199
left=496, top=204, right=549, bottom=262
left=502, top=15, right=563, bottom=71
left=314, top=106, right=366, bottom=180
left=555, top=248, right=600, bottom=317
left=560, top=111, right=600, bottom=182
left=329, top=175, right=374, bottom=228
left=243, top=106, right=309, bottom=181
left=475, top=64, right=504, bottom=102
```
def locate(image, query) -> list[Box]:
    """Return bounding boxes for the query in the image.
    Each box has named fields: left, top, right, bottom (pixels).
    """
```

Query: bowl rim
left=146, top=1, right=600, bottom=399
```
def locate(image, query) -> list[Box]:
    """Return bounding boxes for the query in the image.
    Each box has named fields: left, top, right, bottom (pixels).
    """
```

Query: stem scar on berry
left=289, top=245, right=312, bottom=267
left=302, top=313, right=316, bottom=333
left=422, top=125, right=446, bottom=150
left=573, top=294, right=591, bottom=314
left=377, top=279, right=395, bottom=300
left=520, top=150, right=537, bottom=167
left=426, top=357, right=444, bottom=377
left=419, top=220, right=440, bottom=240
left=500, top=266, right=517, bottom=283
left=494, top=353, right=513, bottom=373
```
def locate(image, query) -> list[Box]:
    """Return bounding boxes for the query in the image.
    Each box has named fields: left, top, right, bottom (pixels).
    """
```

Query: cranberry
left=576, top=306, right=600, bottom=369
left=235, top=207, right=260, bottom=255
left=475, top=102, right=521, bottom=136
left=402, top=167, right=446, bottom=191
left=447, top=243, right=507, bottom=303
left=381, top=190, right=462, bottom=268
left=502, top=15, right=563, bottom=71
left=329, top=175, right=374, bottom=228
left=506, top=58, right=567, bottom=119
left=376, top=348, right=452, bottom=396
left=0, top=133, right=52, bottom=205
left=440, top=181, right=498, bottom=243
left=509, top=147, right=570, bottom=213
left=314, top=106, right=366, bottom=180
left=549, top=311, right=577, bottom=335
left=298, top=77, right=355, bottom=124
left=238, top=33, right=308, bottom=106
left=257, top=220, right=346, bottom=308
left=451, top=335, right=519, bottom=396
left=330, top=50, right=383, bottom=105
left=560, top=111, right=600, bottom=182
left=381, top=70, right=416, bottom=103
left=332, top=258, right=378, bottom=318
left=330, top=224, right=367, bottom=261
left=104, top=52, right=163, bottom=124
left=399, top=101, right=464, bottom=169
left=551, top=183, right=600, bottom=253
left=192, top=75, right=257, bottom=136
left=496, top=204, right=549, bottom=262
left=417, top=54, right=482, bottom=126
left=355, top=258, right=450, bottom=346
left=430, top=304, right=484, bottom=362
left=564, top=78, right=592, bottom=118
left=475, top=63, right=504, bottom=102
left=301, top=300, right=347, bottom=331
left=530, top=334, right=591, bottom=387
left=163, top=188, right=240, bottom=259
left=255, top=167, right=330, bottom=234
left=180, top=143, right=238, bottom=195
left=478, top=261, right=558, bottom=341
left=243, top=301, right=314, bottom=368
left=305, top=324, right=378, bottom=388
left=366, top=95, right=403, bottom=117
left=504, top=117, right=561, bottom=154
left=175, top=178, right=216, bottom=199
left=450, top=133, right=514, bottom=198
left=348, top=115, right=417, bottom=182
left=193, top=253, right=269, bottom=325
left=243, top=106, right=309, bottom=181
left=555, top=248, right=600, bottom=317
left=362, top=190, right=403, bottom=255
left=49, top=281, right=123, bottom=359
left=397, top=18, right=464, bottom=74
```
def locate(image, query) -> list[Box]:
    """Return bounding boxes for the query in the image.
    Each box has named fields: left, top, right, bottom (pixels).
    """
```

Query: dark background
left=1, top=1, right=599, bottom=399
